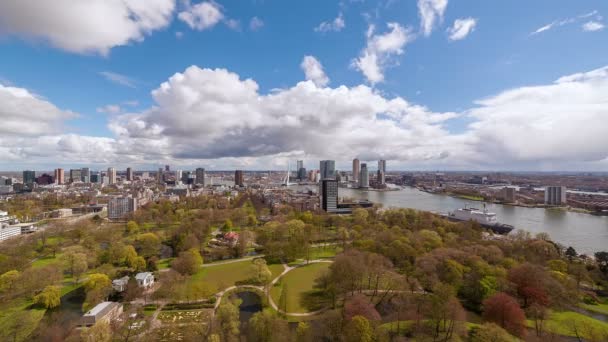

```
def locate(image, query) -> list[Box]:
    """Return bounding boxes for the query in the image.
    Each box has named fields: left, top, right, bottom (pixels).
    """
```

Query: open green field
left=189, top=260, right=257, bottom=293
left=526, top=311, right=608, bottom=339
left=270, top=262, right=330, bottom=313
left=157, top=258, right=173, bottom=270
left=0, top=299, right=46, bottom=342
left=31, top=254, right=63, bottom=268
left=580, top=298, right=608, bottom=316
left=268, top=263, right=285, bottom=280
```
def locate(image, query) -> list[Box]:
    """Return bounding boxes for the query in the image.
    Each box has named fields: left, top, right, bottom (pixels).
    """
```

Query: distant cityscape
left=4, top=157, right=608, bottom=243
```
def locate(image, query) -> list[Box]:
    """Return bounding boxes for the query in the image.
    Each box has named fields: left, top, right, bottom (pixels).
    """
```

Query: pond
left=30, top=286, right=85, bottom=341
left=236, top=291, right=262, bottom=328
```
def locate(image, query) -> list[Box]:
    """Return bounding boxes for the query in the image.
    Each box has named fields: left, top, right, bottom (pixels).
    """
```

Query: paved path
left=202, top=255, right=263, bottom=268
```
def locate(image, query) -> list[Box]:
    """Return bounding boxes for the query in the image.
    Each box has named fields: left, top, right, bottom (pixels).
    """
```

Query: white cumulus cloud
left=0, top=0, right=175, bottom=55
left=178, top=1, right=223, bottom=31
left=300, top=56, right=330, bottom=87
left=0, top=84, right=76, bottom=136
left=447, top=18, right=477, bottom=41
left=353, top=23, right=413, bottom=84
left=418, top=0, right=448, bottom=36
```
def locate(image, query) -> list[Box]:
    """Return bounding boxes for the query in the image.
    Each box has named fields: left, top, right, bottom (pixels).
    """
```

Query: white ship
left=443, top=206, right=514, bottom=234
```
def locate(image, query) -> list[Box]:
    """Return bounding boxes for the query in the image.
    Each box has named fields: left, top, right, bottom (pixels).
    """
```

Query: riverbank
left=326, top=185, right=608, bottom=254
left=423, top=188, right=597, bottom=216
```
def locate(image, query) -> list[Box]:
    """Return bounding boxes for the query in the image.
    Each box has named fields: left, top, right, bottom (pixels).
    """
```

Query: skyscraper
left=319, top=160, right=335, bottom=180
left=196, top=168, right=206, bottom=185
left=545, top=186, right=567, bottom=205
left=69, top=169, right=82, bottom=183
left=81, top=167, right=90, bottom=183
left=176, top=170, right=183, bottom=184
left=321, top=179, right=338, bottom=212
left=54, top=168, right=65, bottom=185
left=377, top=160, right=386, bottom=185
left=165, top=165, right=170, bottom=172
left=235, top=170, right=244, bottom=187
left=359, top=163, right=369, bottom=188
left=296, top=160, right=306, bottom=181
left=126, top=167, right=134, bottom=181
left=108, top=167, right=117, bottom=185
left=352, top=158, right=360, bottom=183
left=181, top=171, right=191, bottom=184
left=22, top=170, right=36, bottom=185
left=157, top=168, right=164, bottom=184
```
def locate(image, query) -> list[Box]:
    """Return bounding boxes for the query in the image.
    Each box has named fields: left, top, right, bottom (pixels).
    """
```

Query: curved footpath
left=213, top=259, right=334, bottom=317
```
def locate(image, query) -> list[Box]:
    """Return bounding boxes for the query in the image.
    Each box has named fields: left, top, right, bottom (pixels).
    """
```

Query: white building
left=112, top=276, right=130, bottom=292
left=545, top=186, right=567, bottom=205
left=135, top=272, right=154, bottom=288
left=108, top=197, right=138, bottom=219
left=82, top=302, right=123, bottom=326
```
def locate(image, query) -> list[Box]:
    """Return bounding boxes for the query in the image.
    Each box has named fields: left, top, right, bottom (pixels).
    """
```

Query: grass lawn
left=309, top=246, right=341, bottom=259
left=270, top=263, right=330, bottom=313
left=31, top=254, right=63, bottom=268
left=526, top=311, right=608, bottom=339
left=0, top=299, right=46, bottom=342
left=580, top=299, right=608, bottom=316
left=189, top=260, right=256, bottom=293
left=157, top=258, right=173, bottom=270
left=268, top=263, right=285, bottom=280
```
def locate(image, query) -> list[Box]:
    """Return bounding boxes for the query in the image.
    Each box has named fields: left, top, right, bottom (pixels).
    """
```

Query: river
left=297, top=185, right=608, bottom=255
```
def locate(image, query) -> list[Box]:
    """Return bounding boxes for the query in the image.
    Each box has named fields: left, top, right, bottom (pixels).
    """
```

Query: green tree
left=126, top=221, right=139, bottom=234
left=33, top=285, right=61, bottom=309
left=278, top=283, right=289, bottom=313
left=222, top=219, right=234, bottom=232
left=135, top=233, right=161, bottom=258
left=217, top=299, right=240, bottom=342
left=252, top=258, right=272, bottom=285
left=83, top=273, right=112, bottom=311
left=470, top=323, right=515, bottom=342
left=0, top=270, right=20, bottom=292
left=248, top=309, right=289, bottom=342
left=172, top=248, right=203, bottom=275
left=80, top=321, right=112, bottom=342
left=344, top=315, right=373, bottom=342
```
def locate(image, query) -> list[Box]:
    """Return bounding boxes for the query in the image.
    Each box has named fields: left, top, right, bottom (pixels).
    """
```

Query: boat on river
left=442, top=206, right=514, bottom=234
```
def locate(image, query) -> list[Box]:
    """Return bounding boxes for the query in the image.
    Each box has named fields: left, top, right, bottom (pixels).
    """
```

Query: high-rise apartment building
left=54, top=168, right=65, bottom=185
left=23, top=170, right=36, bottom=185
left=70, top=169, right=82, bottom=183
left=81, top=167, right=90, bottom=183
left=196, top=168, right=206, bottom=185
left=108, top=167, right=117, bottom=185
left=545, top=186, right=567, bottom=205
left=108, top=197, right=138, bottom=219
left=359, top=163, right=369, bottom=188
left=321, top=179, right=338, bottom=212
left=126, top=167, right=134, bottom=181
left=377, top=159, right=386, bottom=185
left=352, top=159, right=360, bottom=183
left=157, top=168, right=163, bottom=184
left=319, top=160, right=335, bottom=180
left=181, top=171, right=192, bottom=185
left=235, top=170, right=244, bottom=187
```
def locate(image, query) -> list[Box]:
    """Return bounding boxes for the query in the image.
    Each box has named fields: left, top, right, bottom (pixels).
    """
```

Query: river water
left=300, top=185, right=608, bottom=255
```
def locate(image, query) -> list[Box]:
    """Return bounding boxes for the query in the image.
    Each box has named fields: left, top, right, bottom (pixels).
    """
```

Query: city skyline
left=1, top=1, right=608, bottom=171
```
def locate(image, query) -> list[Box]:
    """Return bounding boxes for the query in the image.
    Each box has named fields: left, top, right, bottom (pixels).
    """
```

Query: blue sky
left=1, top=0, right=608, bottom=171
